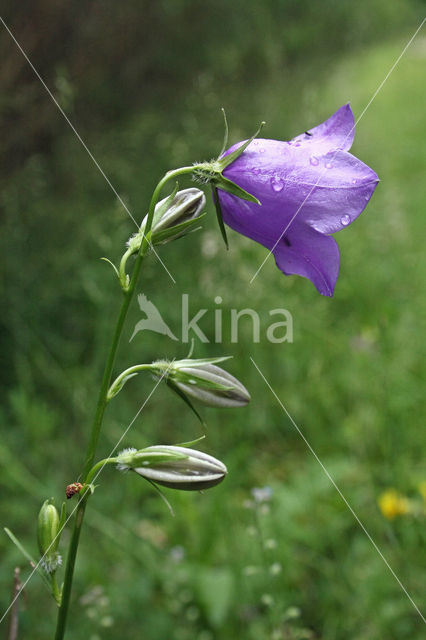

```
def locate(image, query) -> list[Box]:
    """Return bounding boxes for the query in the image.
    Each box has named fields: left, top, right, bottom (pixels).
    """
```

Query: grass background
left=1, top=2, right=425, bottom=638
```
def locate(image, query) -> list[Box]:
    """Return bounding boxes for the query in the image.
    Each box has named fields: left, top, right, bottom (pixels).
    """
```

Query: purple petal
left=222, top=143, right=378, bottom=236
left=217, top=105, right=378, bottom=296
left=218, top=192, right=340, bottom=296
left=300, top=150, right=379, bottom=234
left=290, top=104, right=355, bottom=152
left=273, top=223, right=340, bottom=297
left=218, top=190, right=282, bottom=247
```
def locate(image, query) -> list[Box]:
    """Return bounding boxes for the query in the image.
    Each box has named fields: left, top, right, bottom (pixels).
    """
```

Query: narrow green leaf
left=100, top=257, right=120, bottom=279
left=59, top=503, right=67, bottom=532
left=212, top=186, right=229, bottom=249
left=218, top=107, right=229, bottom=157
left=145, top=479, right=175, bottom=517
left=176, top=434, right=206, bottom=448
left=186, top=339, right=195, bottom=359
left=166, top=379, right=207, bottom=427
left=4, top=528, right=51, bottom=592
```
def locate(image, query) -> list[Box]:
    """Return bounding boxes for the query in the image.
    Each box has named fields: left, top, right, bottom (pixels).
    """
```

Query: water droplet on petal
left=259, top=147, right=266, bottom=153
left=294, top=141, right=301, bottom=147
left=325, top=162, right=333, bottom=169
left=270, top=175, right=284, bottom=192
left=310, top=156, right=319, bottom=166
left=340, top=214, right=351, bottom=226
left=351, top=178, right=357, bottom=184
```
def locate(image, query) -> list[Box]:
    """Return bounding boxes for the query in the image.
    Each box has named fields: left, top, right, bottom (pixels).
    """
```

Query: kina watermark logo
left=130, top=293, right=293, bottom=344
left=130, top=295, right=179, bottom=341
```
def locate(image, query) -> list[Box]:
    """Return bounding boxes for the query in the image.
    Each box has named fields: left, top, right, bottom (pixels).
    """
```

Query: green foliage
left=1, top=3, right=425, bottom=639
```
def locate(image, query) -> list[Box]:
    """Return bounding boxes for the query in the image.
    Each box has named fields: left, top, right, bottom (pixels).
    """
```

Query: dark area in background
left=0, top=0, right=420, bottom=393
left=0, top=0, right=418, bottom=170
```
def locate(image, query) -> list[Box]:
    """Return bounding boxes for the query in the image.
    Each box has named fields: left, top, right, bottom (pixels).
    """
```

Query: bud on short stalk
left=127, top=187, right=206, bottom=251
left=117, top=445, right=227, bottom=491
left=37, top=499, right=62, bottom=574
left=154, top=357, right=251, bottom=408
left=149, top=187, right=205, bottom=239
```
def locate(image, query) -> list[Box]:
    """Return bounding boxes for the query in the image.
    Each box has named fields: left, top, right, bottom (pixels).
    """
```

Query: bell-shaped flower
left=217, top=104, right=379, bottom=296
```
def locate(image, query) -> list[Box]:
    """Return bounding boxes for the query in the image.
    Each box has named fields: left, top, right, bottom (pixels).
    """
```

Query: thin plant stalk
left=54, top=166, right=194, bottom=640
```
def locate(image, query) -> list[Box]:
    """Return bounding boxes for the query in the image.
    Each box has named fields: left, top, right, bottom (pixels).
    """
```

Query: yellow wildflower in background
left=378, top=489, right=410, bottom=520
left=418, top=481, right=426, bottom=501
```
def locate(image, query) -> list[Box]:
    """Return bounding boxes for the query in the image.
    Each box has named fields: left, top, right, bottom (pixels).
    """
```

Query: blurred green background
left=1, top=1, right=425, bottom=638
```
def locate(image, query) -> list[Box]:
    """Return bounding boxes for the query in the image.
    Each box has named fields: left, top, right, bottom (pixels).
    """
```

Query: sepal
left=217, top=120, right=265, bottom=170
left=212, top=175, right=260, bottom=204
left=212, top=186, right=229, bottom=249
left=151, top=212, right=206, bottom=245
left=192, top=118, right=265, bottom=205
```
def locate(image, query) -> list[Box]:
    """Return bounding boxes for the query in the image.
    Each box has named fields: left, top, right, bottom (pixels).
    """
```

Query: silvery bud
left=128, top=188, right=206, bottom=251
left=117, top=445, right=227, bottom=491
left=154, top=357, right=250, bottom=408
left=37, top=499, right=62, bottom=573
left=150, top=187, right=205, bottom=236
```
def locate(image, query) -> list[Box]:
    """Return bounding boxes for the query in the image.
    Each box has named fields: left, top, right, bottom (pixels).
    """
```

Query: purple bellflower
left=217, top=105, right=379, bottom=296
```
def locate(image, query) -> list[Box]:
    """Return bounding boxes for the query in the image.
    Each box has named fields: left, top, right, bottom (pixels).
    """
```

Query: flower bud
left=128, top=188, right=206, bottom=251
left=150, top=187, right=205, bottom=235
left=154, top=358, right=250, bottom=408
left=117, top=445, right=227, bottom=491
left=37, top=499, right=62, bottom=573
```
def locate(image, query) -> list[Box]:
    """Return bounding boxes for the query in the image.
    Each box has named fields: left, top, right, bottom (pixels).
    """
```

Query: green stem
left=51, top=573, right=61, bottom=606
left=85, top=458, right=118, bottom=485
left=54, top=499, right=86, bottom=639
left=107, top=363, right=153, bottom=401
left=54, top=165, right=194, bottom=640
left=119, top=246, right=135, bottom=290
left=82, top=286, right=137, bottom=479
